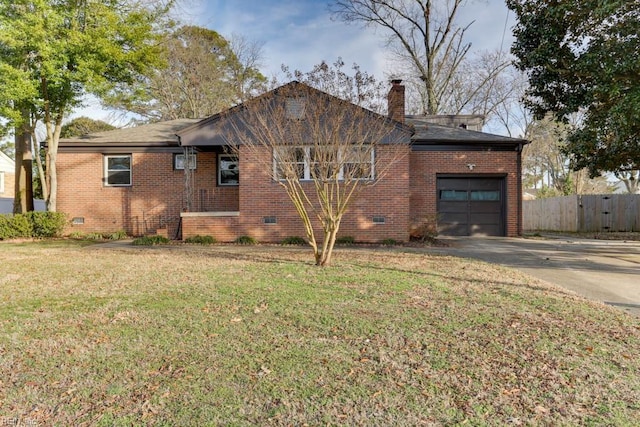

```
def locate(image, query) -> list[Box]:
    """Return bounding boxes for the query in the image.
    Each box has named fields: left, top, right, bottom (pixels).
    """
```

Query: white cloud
left=74, top=0, right=515, bottom=120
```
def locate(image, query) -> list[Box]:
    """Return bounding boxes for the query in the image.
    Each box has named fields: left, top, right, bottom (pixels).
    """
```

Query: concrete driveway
left=435, top=236, right=640, bottom=317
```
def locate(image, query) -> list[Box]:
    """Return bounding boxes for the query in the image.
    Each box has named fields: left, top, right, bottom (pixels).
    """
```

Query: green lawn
left=1, top=240, right=639, bottom=426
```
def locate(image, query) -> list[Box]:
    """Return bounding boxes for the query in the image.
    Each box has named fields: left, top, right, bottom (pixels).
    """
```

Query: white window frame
left=218, top=154, right=239, bottom=186
left=104, top=154, right=132, bottom=187
left=174, top=153, right=197, bottom=170
left=342, top=146, right=375, bottom=181
left=0, top=171, right=4, bottom=194
left=273, top=146, right=375, bottom=181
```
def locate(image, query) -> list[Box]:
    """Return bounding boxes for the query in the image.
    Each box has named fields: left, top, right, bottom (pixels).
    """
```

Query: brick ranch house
left=56, top=81, right=528, bottom=241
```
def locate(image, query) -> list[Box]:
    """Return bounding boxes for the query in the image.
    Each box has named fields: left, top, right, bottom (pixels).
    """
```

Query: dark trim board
left=57, top=145, right=182, bottom=154
left=411, top=144, right=521, bottom=152
left=436, top=176, right=506, bottom=236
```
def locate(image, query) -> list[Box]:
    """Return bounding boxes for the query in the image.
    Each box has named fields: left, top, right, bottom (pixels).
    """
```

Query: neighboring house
left=0, top=151, right=16, bottom=213
left=56, top=81, right=528, bottom=241
left=0, top=150, right=15, bottom=198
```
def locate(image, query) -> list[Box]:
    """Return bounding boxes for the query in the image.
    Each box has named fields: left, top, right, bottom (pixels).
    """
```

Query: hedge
left=0, top=212, right=67, bottom=240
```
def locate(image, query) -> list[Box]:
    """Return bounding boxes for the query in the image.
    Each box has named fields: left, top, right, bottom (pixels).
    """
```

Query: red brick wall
left=409, top=150, right=522, bottom=237
left=57, top=151, right=238, bottom=237
left=231, top=144, right=411, bottom=243
left=181, top=213, right=240, bottom=242
left=57, top=145, right=521, bottom=240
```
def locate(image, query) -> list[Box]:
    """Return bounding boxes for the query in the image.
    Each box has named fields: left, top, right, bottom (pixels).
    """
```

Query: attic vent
left=286, top=98, right=306, bottom=119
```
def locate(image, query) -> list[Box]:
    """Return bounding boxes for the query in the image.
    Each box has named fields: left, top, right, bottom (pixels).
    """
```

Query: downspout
left=516, top=142, right=524, bottom=236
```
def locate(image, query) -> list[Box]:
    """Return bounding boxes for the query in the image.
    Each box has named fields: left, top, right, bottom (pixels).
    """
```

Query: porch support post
left=184, top=146, right=194, bottom=212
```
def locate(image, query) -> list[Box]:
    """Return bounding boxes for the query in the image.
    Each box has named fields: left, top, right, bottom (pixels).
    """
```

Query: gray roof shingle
left=58, top=113, right=527, bottom=148
left=407, top=116, right=527, bottom=145
left=60, top=118, right=201, bottom=145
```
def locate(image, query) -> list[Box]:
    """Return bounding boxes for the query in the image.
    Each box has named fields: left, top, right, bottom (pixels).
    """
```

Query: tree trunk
left=12, top=113, right=34, bottom=213
left=316, top=219, right=341, bottom=267
left=46, top=149, right=58, bottom=212
left=33, top=127, right=49, bottom=203
left=44, top=118, right=62, bottom=212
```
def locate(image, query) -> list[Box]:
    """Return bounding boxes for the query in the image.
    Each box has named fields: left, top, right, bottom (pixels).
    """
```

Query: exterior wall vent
left=372, top=216, right=386, bottom=224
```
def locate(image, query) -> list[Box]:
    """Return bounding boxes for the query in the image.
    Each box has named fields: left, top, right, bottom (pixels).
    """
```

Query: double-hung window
left=342, top=147, right=374, bottom=180
left=218, top=154, right=239, bottom=186
left=104, top=155, right=132, bottom=186
left=274, top=146, right=374, bottom=181
left=274, top=147, right=306, bottom=180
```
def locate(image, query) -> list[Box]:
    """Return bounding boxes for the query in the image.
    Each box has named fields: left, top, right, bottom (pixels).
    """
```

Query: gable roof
left=176, top=81, right=415, bottom=147
left=56, top=84, right=528, bottom=152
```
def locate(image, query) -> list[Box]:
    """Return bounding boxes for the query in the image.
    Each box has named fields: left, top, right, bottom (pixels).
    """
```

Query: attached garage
left=437, top=176, right=505, bottom=236
left=408, top=117, right=528, bottom=238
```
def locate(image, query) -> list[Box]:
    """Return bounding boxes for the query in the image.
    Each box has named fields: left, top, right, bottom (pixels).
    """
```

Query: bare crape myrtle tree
left=224, top=82, right=409, bottom=266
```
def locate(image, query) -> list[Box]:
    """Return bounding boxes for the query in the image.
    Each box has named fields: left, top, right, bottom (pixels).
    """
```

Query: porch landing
left=180, top=211, right=240, bottom=242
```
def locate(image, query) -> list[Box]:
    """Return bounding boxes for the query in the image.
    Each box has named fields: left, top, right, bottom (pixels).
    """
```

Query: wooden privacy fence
left=524, top=194, right=640, bottom=232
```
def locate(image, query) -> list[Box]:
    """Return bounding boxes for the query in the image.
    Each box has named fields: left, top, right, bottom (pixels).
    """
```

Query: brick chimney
left=387, top=79, right=405, bottom=123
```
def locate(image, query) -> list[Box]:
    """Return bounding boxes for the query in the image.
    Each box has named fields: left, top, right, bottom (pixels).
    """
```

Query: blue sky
left=181, top=0, right=515, bottom=79
left=79, top=0, right=515, bottom=123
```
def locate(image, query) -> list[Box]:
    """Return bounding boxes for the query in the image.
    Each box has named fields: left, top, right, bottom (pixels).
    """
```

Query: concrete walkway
left=434, top=236, right=640, bottom=318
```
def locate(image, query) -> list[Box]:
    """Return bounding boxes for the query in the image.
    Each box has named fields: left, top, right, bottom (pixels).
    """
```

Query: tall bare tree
left=229, top=33, right=268, bottom=103
left=523, top=116, right=613, bottom=196
left=224, top=82, right=410, bottom=266
left=280, top=58, right=387, bottom=113
left=330, top=0, right=510, bottom=116
left=485, top=66, right=533, bottom=137
left=614, top=171, right=640, bottom=194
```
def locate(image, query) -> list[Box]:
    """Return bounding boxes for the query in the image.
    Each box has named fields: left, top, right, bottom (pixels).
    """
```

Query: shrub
left=0, top=212, right=67, bottom=240
left=185, top=235, right=216, bottom=245
left=380, top=238, right=399, bottom=246
left=24, top=211, right=67, bottom=238
left=409, top=215, right=439, bottom=242
left=281, top=236, right=307, bottom=245
left=69, top=230, right=128, bottom=241
left=106, top=230, right=129, bottom=240
left=234, top=235, right=257, bottom=245
left=85, top=232, right=106, bottom=241
left=0, top=214, right=33, bottom=240
left=132, top=235, right=170, bottom=246
left=335, top=236, right=355, bottom=245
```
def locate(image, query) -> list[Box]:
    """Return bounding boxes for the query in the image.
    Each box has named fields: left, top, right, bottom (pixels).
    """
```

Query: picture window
left=273, top=146, right=374, bottom=181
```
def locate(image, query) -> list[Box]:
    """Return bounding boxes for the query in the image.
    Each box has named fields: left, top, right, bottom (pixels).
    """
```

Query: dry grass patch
left=0, top=241, right=639, bottom=426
